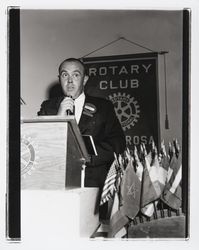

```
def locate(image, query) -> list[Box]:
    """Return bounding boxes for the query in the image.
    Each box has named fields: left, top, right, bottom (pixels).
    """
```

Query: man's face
left=59, top=61, right=88, bottom=99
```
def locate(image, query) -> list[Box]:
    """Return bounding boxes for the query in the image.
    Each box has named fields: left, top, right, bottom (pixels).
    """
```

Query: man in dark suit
left=38, top=58, right=126, bottom=189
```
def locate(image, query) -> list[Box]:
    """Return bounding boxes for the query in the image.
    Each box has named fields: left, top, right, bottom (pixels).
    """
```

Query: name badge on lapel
left=82, top=103, right=97, bottom=117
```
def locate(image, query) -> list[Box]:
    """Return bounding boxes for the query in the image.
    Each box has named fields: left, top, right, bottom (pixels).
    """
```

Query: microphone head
left=65, top=96, right=74, bottom=115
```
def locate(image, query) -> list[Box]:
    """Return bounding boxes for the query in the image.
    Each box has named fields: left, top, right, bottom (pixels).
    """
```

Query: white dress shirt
left=74, top=92, right=85, bottom=124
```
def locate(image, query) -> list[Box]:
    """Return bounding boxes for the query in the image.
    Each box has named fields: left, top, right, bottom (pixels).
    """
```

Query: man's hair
left=58, top=58, right=86, bottom=75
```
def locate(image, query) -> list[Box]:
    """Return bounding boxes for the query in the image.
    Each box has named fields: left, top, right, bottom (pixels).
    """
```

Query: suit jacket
left=38, top=94, right=126, bottom=187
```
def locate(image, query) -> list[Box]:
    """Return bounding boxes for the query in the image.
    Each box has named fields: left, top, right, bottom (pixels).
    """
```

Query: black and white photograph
left=1, top=0, right=199, bottom=249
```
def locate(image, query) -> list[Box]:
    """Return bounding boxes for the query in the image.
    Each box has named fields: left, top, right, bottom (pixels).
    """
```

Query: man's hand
left=57, top=97, right=74, bottom=116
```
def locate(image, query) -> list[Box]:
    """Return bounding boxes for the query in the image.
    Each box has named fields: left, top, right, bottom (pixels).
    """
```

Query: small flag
left=100, top=154, right=123, bottom=205
left=141, top=144, right=161, bottom=217
left=148, top=150, right=162, bottom=198
left=134, top=146, right=144, bottom=181
left=120, top=154, right=141, bottom=219
left=140, top=145, right=159, bottom=208
left=108, top=190, right=128, bottom=238
left=166, top=142, right=174, bottom=182
left=141, top=201, right=159, bottom=217
left=173, top=138, right=180, bottom=158
left=108, top=208, right=129, bottom=238
left=108, top=150, right=140, bottom=238
left=161, top=142, right=182, bottom=210
left=100, top=160, right=117, bottom=205
left=158, top=141, right=169, bottom=192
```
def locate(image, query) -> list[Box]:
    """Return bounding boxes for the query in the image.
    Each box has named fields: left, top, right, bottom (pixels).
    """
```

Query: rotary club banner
left=83, top=53, right=160, bottom=150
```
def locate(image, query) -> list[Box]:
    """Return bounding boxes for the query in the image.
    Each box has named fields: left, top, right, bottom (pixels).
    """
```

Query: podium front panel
left=21, top=121, right=68, bottom=189
left=21, top=117, right=89, bottom=189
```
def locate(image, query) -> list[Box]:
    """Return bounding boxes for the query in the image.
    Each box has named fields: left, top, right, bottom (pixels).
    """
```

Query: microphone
left=65, top=96, right=74, bottom=116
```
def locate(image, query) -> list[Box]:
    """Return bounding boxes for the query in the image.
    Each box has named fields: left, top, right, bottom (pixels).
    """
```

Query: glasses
left=59, top=72, right=82, bottom=80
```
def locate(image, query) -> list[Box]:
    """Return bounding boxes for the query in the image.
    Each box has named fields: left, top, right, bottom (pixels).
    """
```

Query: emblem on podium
left=21, top=135, right=39, bottom=178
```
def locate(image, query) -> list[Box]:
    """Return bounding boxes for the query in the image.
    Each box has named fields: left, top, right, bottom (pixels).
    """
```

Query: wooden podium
left=20, top=116, right=100, bottom=238
left=21, top=116, right=89, bottom=189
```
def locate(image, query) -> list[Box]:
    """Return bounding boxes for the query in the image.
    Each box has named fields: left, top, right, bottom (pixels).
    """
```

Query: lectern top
left=21, top=115, right=75, bottom=123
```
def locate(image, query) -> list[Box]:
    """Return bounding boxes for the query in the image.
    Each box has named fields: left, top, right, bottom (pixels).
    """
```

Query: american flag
left=100, top=154, right=122, bottom=205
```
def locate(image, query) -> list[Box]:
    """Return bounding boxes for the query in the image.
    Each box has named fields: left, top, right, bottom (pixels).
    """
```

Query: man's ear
left=83, top=75, right=89, bottom=86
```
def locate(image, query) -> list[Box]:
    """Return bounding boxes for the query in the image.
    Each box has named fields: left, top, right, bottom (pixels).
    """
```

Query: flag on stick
left=108, top=149, right=141, bottom=237
left=161, top=142, right=182, bottom=210
left=167, top=142, right=174, bottom=182
left=108, top=208, right=129, bottom=238
left=140, top=145, right=158, bottom=208
left=158, top=141, right=169, bottom=192
left=141, top=143, right=161, bottom=217
left=148, top=146, right=162, bottom=198
left=134, top=146, right=144, bottom=181
left=120, top=151, right=141, bottom=219
left=108, top=190, right=128, bottom=238
left=100, top=155, right=122, bottom=205
left=141, top=201, right=159, bottom=217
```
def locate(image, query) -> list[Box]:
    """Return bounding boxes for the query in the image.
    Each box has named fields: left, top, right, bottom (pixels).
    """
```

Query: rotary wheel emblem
left=109, top=92, right=140, bottom=131
left=21, top=135, right=39, bottom=178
